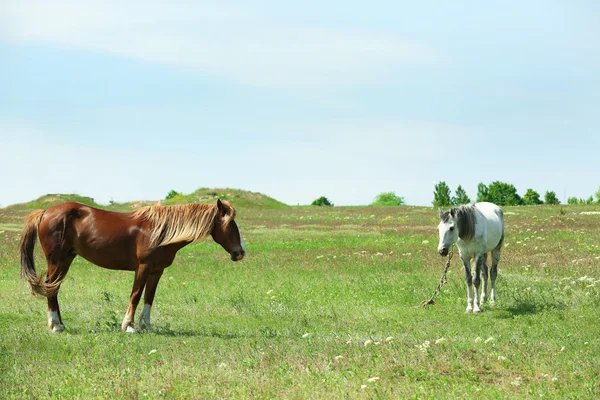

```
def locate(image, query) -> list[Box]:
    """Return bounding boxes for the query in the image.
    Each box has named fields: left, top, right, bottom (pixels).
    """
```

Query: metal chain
left=422, top=248, right=453, bottom=307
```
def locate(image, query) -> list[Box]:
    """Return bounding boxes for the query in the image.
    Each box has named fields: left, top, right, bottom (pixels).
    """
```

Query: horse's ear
left=217, top=198, right=226, bottom=215
left=438, top=208, right=443, bottom=219
left=450, top=208, right=455, bottom=217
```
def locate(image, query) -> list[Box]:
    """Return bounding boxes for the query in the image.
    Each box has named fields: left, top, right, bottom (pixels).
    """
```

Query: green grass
left=0, top=204, right=599, bottom=398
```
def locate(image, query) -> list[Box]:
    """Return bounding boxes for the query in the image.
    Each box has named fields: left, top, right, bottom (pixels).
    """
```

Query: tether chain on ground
left=422, top=248, right=453, bottom=307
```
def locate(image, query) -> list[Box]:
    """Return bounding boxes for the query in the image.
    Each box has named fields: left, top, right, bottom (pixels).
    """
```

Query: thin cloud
left=0, top=0, right=439, bottom=88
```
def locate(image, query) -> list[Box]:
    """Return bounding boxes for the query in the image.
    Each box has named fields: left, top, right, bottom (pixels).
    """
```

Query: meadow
left=0, top=198, right=599, bottom=399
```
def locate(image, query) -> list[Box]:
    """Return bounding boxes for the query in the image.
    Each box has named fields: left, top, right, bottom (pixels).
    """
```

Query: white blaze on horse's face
left=437, top=213, right=458, bottom=256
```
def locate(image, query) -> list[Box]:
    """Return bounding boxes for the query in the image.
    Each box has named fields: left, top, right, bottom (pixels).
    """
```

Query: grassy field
left=0, top=202, right=599, bottom=398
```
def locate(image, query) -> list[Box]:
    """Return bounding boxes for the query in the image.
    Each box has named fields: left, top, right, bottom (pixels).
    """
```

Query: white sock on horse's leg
left=466, top=283, right=474, bottom=313
left=48, top=311, right=64, bottom=332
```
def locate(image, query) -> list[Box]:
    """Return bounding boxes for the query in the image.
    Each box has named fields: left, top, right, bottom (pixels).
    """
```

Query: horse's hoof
left=125, top=325, right=136, bottom=333
left=473, top=308, right=481, bottom=314
left=465, top=307, right=473, bottom=313
left=51, top=324, right=65, bottom=333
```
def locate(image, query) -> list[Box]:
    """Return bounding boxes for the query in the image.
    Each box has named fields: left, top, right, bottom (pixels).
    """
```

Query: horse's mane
left=441, top=204, right=476, bottom=241
left=132, top=202, right=236, bottom=248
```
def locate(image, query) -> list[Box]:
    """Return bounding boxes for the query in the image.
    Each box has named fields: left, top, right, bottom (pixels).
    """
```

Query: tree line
left=432, top=181, right=568, bottom=207
left=433, top=182, right=600, bottom=207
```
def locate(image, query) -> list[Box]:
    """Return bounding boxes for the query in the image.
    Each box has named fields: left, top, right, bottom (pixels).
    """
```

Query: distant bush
left=523, top=189, right=543, bottom=205
left=311, top=196, right=334, bottom=207
left=371, top=192, right=405, bottom=206
left=165, top=190, right=182, bottom=200
left=567, top=196, right=593, bottom=205
left=487, top=181, right=522, bottom=206
left=476, top=183, right=490, bottom=203
left=544, top=191, right=560, bottom=205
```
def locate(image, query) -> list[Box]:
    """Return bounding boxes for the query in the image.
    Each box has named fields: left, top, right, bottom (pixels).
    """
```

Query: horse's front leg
left=138, top=267, right=165, bottom=332
left=461, top=254, right=474, bottom=313
left=122, top=264, right=152, bottom=333
left=472, top=252, right=485, bottom=313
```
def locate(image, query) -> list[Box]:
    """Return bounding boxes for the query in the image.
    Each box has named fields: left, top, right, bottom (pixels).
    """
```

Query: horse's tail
left=18, top=209, right=58, bottom=297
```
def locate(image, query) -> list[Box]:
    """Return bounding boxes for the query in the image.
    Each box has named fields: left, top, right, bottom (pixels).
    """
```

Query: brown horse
left=19, top=199, right=246, bottom=333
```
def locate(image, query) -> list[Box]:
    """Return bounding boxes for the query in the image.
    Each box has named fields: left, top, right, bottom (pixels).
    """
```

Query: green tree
left=544, top=191, right=560, bottom=205
left=487, top=181, right=522, bottom=206
left=371, top=192, right=405, bottom=206
left=595, top=186, right=600, bottom=204
left=587, top=195, right=594, bottom=204
left=452, top=185, right=471, bottom=205
left=567, top=197, right=580, bottom=205
left=476, top=183, right=490, bottom=202
left=165, top=190, right=182, bottom=200
left=432, top=181, right=452, bottom=207
left=522, top=189, right=543, bottom=205
left=311, top=196, right=334, bottom=206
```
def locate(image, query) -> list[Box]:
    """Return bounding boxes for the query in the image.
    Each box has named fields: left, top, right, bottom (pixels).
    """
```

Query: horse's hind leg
left=138, top=267, right=165, bottom=332
left=46, top=256, right=75, bottom=332
left=480, top=253, right=489, bottom=304
left=122, top=263, right=152, bottom=333
left=490, top=247, right=501, bottom=304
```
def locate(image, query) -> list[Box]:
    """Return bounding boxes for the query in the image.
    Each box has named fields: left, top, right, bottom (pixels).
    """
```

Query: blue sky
left=1, top=0, right=599, bottom=207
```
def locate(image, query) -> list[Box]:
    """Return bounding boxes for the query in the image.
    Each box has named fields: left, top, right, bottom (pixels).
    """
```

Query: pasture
left=0, top=202, right=599, bottom=398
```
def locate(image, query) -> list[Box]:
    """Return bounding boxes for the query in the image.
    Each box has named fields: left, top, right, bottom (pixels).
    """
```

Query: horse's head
left=437, top=208, right=458, bottom=256
left=211, top=199, right=246, bottom=262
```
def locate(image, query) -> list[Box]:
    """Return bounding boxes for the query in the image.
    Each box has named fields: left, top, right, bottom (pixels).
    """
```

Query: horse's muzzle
left=231, top=249, right=246, bottom=262
left=438, top=247, right=449, bottom=257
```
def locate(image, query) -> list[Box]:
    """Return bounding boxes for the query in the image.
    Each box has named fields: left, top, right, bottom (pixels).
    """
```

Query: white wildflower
left=302, top=333, right=312, bottom=338
left=435, top=337, right=446, bottom=344
left=148, top=349, right=157, bottom=355
left=367, top=377, right=380, bottom=383
left=475, top=337, right=482, bottom=343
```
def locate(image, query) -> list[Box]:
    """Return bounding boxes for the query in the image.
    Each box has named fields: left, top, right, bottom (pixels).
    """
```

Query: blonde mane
left=132, top=203, right=234, bottom=248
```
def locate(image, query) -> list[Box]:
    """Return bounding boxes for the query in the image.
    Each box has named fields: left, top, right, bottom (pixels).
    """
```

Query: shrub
left=165, top=190, right=182, bottom=200
left=311, top=196, right=334, bottom=207
left=371, top=192, right=405, bottom=206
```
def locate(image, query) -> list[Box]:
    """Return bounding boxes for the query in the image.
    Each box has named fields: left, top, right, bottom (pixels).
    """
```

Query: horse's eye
left=449, top=227, right=454, bottom=231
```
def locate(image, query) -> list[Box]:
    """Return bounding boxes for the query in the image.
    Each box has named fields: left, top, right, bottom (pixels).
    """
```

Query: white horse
left=437, top=202, right=504, bottom=313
